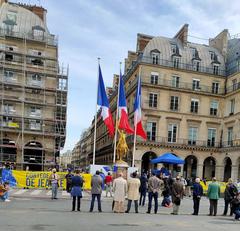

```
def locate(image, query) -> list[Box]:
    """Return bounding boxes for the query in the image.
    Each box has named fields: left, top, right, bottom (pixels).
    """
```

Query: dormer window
left=171, top=44, right=177, bottom=54
left=32, top=25, right=45, bottom=40
left=150, top=50, right=160, bottom=65
left=3, top=11, right=17, bottom=35
left=190, top=48, right=197, bottom=58
left=193, top=60, right=200, bottom=71
left=209, top=51, right=215, bottom=61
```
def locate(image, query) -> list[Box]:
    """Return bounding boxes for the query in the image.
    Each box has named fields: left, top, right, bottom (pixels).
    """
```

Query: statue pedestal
left=114, top=160, right=129, bottom=180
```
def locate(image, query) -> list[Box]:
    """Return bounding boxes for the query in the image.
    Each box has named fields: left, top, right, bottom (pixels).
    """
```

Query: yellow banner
left=200, top=181, right=226, bottom=194
left=12, top=170, right=92, bottom=190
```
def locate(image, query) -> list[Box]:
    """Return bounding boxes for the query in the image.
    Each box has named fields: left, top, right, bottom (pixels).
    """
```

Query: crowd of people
left=1, top=167, right=240, bottom=221
left=60, top=169, right=240, bottom=220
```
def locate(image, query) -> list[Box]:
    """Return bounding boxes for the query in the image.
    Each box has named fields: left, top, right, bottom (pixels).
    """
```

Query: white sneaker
left=4, top=199, right=11, bottom=202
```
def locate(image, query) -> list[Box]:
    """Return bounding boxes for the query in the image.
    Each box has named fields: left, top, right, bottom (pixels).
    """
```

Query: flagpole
left=113, top=62, right=121, bottom=164
left=93, top=58, right=100, bottom=166
left=132, top=65, right=141, bottom=167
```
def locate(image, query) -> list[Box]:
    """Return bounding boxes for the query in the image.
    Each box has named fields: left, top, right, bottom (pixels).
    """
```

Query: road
left=0, top=190, right=239, bottom=231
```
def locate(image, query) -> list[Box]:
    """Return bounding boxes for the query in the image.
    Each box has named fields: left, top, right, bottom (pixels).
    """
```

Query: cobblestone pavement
left=1, top=190, right=239, bottom=231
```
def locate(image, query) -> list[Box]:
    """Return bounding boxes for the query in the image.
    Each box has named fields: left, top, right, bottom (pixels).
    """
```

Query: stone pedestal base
left=114, top=160, right=129, bottom=180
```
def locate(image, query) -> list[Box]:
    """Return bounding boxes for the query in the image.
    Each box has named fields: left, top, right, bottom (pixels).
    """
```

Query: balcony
left=141, top=76, right=225, bottom=95
left=127, top=136, right=240, bottom=149
left=0, top=28, right=57, bottom=46
left=139, top=56, right=226, bottom=76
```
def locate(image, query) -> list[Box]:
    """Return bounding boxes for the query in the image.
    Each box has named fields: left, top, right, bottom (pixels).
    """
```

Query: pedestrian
left=207, top=177, right=220, bottom=216
left=65, top=169, right=74, bottom=193
left=139, top=173, right=148, bottom=206
left=0, top=181, right=10, bottom=202
left=180, top=176, right=187, bottom=195
left=161, top=177, right=172, bottom=208
left=223, top=178, right=237, bottom=216
left=231, top=192, right=240, bottom=221
left=49, top=168, right=60, bottom=200
left=89, top=170, right=103, bottom=212
left=105, top=172, right=113, bottom=197
left=146, top=172, right=163, bottom=214
left=192, top=177, right=203, bottom=215
left=186, top=177, right=193, bottom=197
left=125, top=172, right=140, bottom=213
left=113, top=172, right=127, bottom=213
left=71, top=169, right=83, bottom=211
left=171, top=176, right=184, bottom=215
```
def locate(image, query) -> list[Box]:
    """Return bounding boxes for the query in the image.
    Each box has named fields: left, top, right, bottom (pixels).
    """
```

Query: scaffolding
left=0, top=27, right=68, bottom=170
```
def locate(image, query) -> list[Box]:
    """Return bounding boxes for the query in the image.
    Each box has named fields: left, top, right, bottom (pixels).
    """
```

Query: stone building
left=84, top=24, right=240, bottom=182
left=0, top=1, right=68, bottom=170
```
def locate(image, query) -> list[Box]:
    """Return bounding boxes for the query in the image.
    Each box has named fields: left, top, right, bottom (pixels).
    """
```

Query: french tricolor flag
left=134, top=76, right=147, bottom=140
left=118, top=71, right=134, bottom=134
left=97, top=65, right=115, bottom=137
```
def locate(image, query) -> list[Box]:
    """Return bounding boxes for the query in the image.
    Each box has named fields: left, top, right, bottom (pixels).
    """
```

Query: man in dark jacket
left=223, top=178, right=237, bottom=216
left=171, top=176, right=184, bottom=215
left=192, top=177, right=203, bottom=215
left=139, top=173, right=148, bottom=206
left=65, top=169, right=74, bottom=193
left=89, top=170, right=103, bottom=212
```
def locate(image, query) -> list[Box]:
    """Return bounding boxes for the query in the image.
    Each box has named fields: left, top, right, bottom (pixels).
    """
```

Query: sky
left=11, top=0, right=240, bottom=153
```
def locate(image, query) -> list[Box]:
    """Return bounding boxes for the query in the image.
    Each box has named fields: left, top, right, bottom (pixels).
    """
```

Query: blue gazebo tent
left=150, top=153, right=185, bottom=165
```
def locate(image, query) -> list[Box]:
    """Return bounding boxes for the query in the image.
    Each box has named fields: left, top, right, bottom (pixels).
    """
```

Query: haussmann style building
left=0, top=0, right=68, bottom=170
left=79, top=24, right=240, bottom=182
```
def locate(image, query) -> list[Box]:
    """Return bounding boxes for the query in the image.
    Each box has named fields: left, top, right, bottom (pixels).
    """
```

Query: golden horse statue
left=116, top=129, right=129, bottom=161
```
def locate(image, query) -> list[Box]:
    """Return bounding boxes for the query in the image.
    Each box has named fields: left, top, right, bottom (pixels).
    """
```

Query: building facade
left=0, top=1, right=68, bottom=170
left=81, top=24, right=240, bottom=182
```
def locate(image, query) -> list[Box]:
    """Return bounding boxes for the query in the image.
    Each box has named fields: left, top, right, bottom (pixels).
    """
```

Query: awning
left=151, top=153, right=185, bottom=164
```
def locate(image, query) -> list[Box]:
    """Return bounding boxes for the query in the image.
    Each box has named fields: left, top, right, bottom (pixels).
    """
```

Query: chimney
left=20, top=4, right=47, bottom=24
left=0, top=0, right=7, bottom=6
left=174, top=24, right=189, bottom=47
left=209, top=29, right=229, bottom=60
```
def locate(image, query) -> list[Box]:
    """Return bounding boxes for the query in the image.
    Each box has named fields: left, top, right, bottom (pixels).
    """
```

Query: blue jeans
left=147, top=192, right=158, bottom=213
left=90, top=194, right=102, bottom=211
left=51, top=183, right=58, bottom=199
left=139, top=190, right=146, bottom=206
left=0, top=191, right=9, bottom=201
left=234, top=209, right=240, bottom=220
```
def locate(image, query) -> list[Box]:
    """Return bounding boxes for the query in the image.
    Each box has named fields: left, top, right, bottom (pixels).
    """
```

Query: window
left=173, top=57, right=180, bottom=68
left=190, top=48, right=196, bottom=58
left=190, top=99, right=199, bottom=113
left=210, top=101, right=218, bottom=116
left=193, top=60, right=200, bottom=71
left=209, top=51, right=215, bottom=61
left=207, top=128, right=216, bottom=147
left=4, top=11, right=17, bottom=35
left=212, top=82, right=219, bottom=94
left=29, top=120, right=41, bottom=130
left=232, top=79, right=237, bottom=91
left=192, top=79, right=200, bottom=90
left=150, top=72, right=158, bottom=85
left=29, top=49, right=43, bottom=56
left=149, top=93, right=157, bottom=108
left=3, top=104, right=15, bottom=115
left=213, top=64, right=219, bottom=75
left=171, top=44, right=177, bottom=54
left=230, top=99, right=235, bottom=115
left=31, top=74, right=42, bottom=86
left=168, top=124, right=177, bottom=143
left=172, top=75, right=180, bottom=88
left=4, top=70, right=16, bottom=82
left=151, top=52, right=159, bottom=65
left=170, top=96, right=179, bottom=111
left=5, top=53, right=13, bottom=61
left=147, top=122, right=156, bottom=141
left=188, top=127, right=198, bottom=145
left=227, top=127, right=233, bottom=146
left=30, top=106, right=41, bottom=117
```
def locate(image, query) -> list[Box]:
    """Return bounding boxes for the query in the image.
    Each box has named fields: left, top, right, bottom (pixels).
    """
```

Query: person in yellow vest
left=49, top=168, right=60, bottom=199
